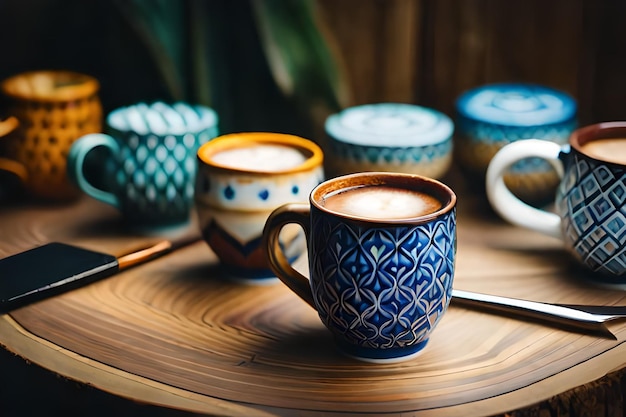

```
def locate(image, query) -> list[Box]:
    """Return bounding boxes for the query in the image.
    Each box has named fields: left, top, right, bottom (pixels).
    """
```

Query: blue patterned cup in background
left=264, top=172, right=457, bottom=362
left=487, top=122, right=626, bottom=283
left=195, top=132, right=325, bottom=282
left=325, top=103, right=454, bottom=179
left=68, top=101, right=219, bottom=230
left=455, top=83, right=577, bottom=204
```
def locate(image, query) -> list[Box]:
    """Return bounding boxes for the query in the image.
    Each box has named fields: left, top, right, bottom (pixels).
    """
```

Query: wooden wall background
left=318, top=0, right=626, bottom=127
left=1, top=0, right=624, bottom=138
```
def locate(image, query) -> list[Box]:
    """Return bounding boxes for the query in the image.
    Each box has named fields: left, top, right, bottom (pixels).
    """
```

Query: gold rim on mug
left=197, top=132, right=324, bottom=175
left=311, top=171, right=457, bottom=225
left=1, top=70, right=100, bottom=102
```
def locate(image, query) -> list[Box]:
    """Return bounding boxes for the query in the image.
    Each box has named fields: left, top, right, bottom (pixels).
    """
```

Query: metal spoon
left=451, top=289, right=626, bottom=340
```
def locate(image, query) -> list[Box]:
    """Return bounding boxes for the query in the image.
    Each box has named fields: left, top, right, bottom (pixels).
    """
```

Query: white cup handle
left=485, top=139, right=565, bottom=240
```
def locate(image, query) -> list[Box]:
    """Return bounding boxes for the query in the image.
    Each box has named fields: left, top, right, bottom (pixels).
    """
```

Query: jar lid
left=456, top=83, right=576, bottom=126
left=325, top=103, right=453, bottom=147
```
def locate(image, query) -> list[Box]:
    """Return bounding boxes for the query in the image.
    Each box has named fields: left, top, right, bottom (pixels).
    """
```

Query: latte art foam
left=322, top=185, right=442, bottom=219
left=580, top=138, right=626, bottom=165
left=210, top=144, right=307, bottom=172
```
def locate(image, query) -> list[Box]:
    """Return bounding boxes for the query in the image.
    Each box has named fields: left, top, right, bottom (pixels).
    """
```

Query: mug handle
left=486, top=139, right=565, bottom=240
left=0, top=116, right=19, bottom=138
left=0, top=157, right=28, bottom=183
left=0, top=117, right=27, bottom=182
left=263, top=203, right=316, bottom=309
left=67, top=133, right=120, bottom=208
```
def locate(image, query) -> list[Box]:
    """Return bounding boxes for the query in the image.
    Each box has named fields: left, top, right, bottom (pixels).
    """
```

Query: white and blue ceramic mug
left=195, top=132, right=325, bottom=282
left=487, top=122, right=626, bottom=283
left=263, top=172, right=457, bottom=362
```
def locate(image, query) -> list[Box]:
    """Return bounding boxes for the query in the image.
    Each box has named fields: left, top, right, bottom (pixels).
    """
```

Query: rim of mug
left=196, top=132, right=324, bottom=175
left=571, top=121, right=626, bottom=166
left=1, top=70, right=100, bottom=102
left=325, top=103, right=454, bottom=147
left=310, top=171, right=457, bottom=224
left=106, top=101, right=219, bottom=135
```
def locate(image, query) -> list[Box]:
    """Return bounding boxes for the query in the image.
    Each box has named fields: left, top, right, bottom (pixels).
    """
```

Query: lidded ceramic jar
left=325, top=103, right=454, bottom=179
left=455, top=83, right=577, bottom=203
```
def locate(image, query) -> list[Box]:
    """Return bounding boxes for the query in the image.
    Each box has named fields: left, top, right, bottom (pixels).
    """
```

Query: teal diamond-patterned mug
left=487, top=122, right=626, bottom=283
left=68, top=101, right=218, bottom=230
left=264, top=172, right=457, bottom=362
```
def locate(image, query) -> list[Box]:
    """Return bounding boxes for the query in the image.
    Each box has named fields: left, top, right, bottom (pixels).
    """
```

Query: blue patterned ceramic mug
left=68, top=101, right=218, bottom=230
left=456, top=83, right=577, bottom=204
left=263, top=172, right=457, bottom=362
left=487, top=122, right=626, bottom=283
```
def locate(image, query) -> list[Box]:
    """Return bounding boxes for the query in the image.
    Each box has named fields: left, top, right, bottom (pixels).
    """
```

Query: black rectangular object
left=0, top=242, right=119, bottom=313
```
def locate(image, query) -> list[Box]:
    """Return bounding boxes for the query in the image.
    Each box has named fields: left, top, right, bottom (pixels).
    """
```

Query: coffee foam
left=210, top=143, right=307, bottom=172
left=580, top=138, right=626, bottom=165
left=322, top=185, right=442, bottom=219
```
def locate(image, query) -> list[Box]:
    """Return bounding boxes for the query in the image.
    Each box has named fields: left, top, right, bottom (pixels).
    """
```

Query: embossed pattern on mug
left=332, top=140, right=452, bottom=167
left=558, top=154, right=626, bottom=276
left=104, top=102, right=218, bottom=224
left=456, top=121, right=574, bottom=173
left=111, top=132, right=203, bottom=222
left=310, top=209, right=456, bottom=352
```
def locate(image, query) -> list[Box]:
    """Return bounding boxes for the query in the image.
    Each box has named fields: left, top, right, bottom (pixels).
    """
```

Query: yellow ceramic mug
left=0, top=117, right=26, bottom=182
left=0, top=70, right=103, bottom=200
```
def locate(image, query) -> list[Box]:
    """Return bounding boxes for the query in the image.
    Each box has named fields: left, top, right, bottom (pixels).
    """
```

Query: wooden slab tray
left=2, top=196, right=626, bottom=416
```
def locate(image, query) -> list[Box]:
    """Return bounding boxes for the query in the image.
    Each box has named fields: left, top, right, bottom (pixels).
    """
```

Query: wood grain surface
left=2, top=193, right=626, bottom=416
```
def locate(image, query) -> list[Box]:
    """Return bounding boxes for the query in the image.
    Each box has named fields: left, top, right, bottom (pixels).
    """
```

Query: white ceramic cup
left=486, top=122, right=626, bottom=283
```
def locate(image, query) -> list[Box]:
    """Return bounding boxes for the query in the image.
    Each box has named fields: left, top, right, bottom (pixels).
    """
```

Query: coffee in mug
left=579, top=138, right=626, bottom=164
left=486, top=122, right=626, bottom=283
left=209, top=143, right=307, bottom=172
left=263, top=172, right=457, bottom=362
left=321, top=185, right=442, bottom=219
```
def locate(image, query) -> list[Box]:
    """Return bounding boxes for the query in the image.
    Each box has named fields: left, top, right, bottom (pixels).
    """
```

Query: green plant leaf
left=251, top=0, right=350, bottom=115
left=113, top=0, right=187, bottom=101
